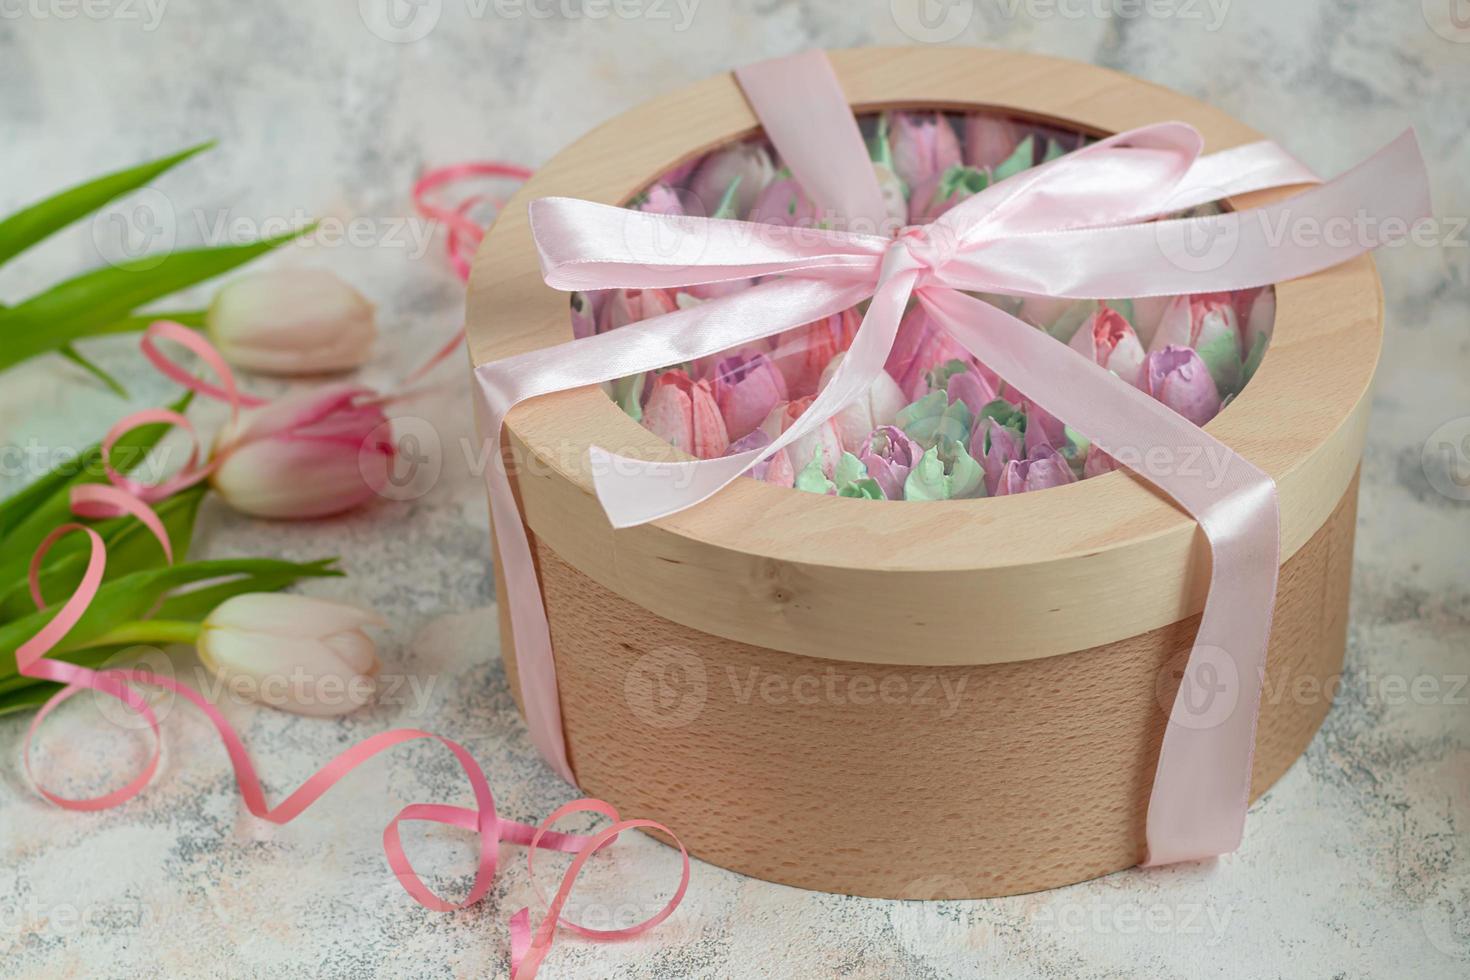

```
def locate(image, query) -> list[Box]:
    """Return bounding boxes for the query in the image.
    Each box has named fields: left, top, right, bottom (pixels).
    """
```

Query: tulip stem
left=57, top=619, right=201, bottom=654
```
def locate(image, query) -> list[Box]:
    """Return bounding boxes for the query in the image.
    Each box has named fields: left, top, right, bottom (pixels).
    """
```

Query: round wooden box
left=465, top=47, right=1377, bottom=898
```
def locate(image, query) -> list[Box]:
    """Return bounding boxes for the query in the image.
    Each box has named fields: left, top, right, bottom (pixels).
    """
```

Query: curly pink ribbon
left=474, top=49, right=1431, bottom=865
left=15, top=327, right=688, bottom=977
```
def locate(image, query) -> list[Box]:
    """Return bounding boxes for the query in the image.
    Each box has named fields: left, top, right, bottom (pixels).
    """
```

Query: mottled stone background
left=1, top=1, right=1467, bottom=977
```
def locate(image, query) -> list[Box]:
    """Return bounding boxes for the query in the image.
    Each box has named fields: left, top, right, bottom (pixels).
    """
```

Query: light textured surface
left=1, top=2, right=1467, bottom=978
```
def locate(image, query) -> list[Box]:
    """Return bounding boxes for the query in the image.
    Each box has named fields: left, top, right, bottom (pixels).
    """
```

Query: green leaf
left=794, top=447, right=834, bottom=495
left=0, top=391, right=193, bottom=576
left=0, top=227, right=310, bottom=373
left=1042, top=138, right=1067, bottom=163
left=0, top=557, right=342, bottom=682
left=832, top=451, right=868, bottom=488
left=993, top=135, right=1036, bottom=182
left=58, top=343, right=128, bottom=397
left=837, top=477, right=883, bottom=500
left=712, top=176, right=743, bottom=219
left=149, top=558, right=340, bottom=623
left=87, top=308, right=207, bottom=338
left=0, top=484, right=207, bottom=622
left=0, top=142, right=212, bottom=268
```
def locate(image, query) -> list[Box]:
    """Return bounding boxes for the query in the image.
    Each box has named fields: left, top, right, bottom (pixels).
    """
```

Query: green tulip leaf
left=58, top=343, right=128, bottom=397
left=993, top=135, right=1036, bottom=181
left=0, top=142, right=212, bottom=268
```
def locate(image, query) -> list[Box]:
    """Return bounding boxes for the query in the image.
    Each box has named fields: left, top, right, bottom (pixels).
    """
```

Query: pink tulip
left=890, top=112, right=963, bottom=190
left=964, top=114, right=1022, bottom=170
left=1148, top=292, right=1243, bottom=393
left=642, top=369, right=730, bottom=459
left=1143, top=346, right=1223, bottom=426
left=637, top=183, right=685, bottom=216
left=1015, top=395, right=1066, bottom=456
left=818, top=353, right=907, bottom=449
left=711, top=352, right=788, bottom=440
left=597, top=287, right=678, bottom=334
left=970, top=415, right=1023, bottom=497
left=1083, top=445, right=1119, bottom=479
left=769, top=307, right=860, bottom=396
left=907, top=165, right=987, bottom=225
left=946, top=365, right=999, bottom=416
left=205, top=269, right=375, bottom=376
left=570, top=291, right=603, bottom=340
left=210, top=383, right=393, bottom=519
left=858, top=425, right=921, bottom=500
left=993, top=445, right=1077, bottom=496
left=728, top=428, right=795, bottom=488
left=747, top=177, right=822, bottom=227
left=885, top=305, right=977, bottom=401
left=1068, top=304, right=1146, bottom=388
left=761, top=397, right=844, bottom=478
left=688, top=142, right=775, bottom=217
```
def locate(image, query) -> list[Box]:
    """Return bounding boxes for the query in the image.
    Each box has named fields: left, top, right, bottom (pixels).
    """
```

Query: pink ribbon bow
left=475, top=50, right=1430, bottom=865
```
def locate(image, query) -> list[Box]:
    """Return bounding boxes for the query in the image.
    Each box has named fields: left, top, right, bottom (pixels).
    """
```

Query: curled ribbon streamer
left=473, top=49, right=1432, bottom=864
left=13, top=322, right=688, bottom=976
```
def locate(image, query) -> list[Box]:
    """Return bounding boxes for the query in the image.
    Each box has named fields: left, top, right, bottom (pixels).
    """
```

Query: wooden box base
left=497, top=475, right=1357, bottom=898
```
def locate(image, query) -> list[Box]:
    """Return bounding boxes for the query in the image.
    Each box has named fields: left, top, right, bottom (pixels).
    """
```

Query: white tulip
left=818, top=353, right=908, bottom=451
left=206, top=269, right=375, bottom=375
left=197, top=594, right=385, bottom=716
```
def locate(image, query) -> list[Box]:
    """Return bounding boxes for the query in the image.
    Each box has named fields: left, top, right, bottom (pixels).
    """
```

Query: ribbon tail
left=734, top=50, right=890, bottom=233
left=474, top=278, right=871, bottom=780
left=921, top=287, right=1279, bottom=864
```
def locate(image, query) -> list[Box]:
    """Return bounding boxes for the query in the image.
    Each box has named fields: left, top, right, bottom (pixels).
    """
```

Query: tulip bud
left=206, top=269, right=375, bottom=376
left=1143, top=346, right=1223, bottom=426
left=1069, top=304, right=1147, bottom=388
left=886, top=305, right=978, bottom=402
left=636, top=183, right=686, bottom=216
left=858, top=425, right=922, bottom=500
left=889, top=112, right=963, bottom=190
left=197, top=593, right=385, bottom=717
left=1149, top=293, right=1244, bottom=395
left=688, top=142, right=775, bottom=218
left=770, top=308, right=860, bottom=396
left=818, top=352, right=907, bottom=450
left=761, top=397, right=844, bottom=478
left=964, top=114, right=1022, bottom=170
left=993, top=445, right=1077, bottom=496
left=712, top=352, right=788, bottom=441
left=642, top=369, right=729, bottom=460
left=748, top=177, right=821, bottom=228
left=597, top=288, right=678, bottom=334
left=210, top=383, right=394, bottom=519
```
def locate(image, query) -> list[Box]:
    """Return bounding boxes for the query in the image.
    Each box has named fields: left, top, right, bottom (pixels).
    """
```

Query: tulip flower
left=570, top=291, right=603, bottom=340
left=945, top=362, right=1000, bottom=416
left=761, top=397, right=844, bottom=478
left=889, top=112, right=963, bottom=191
left=1148, top=293, right=1244, bottom=395
left=728, top=428, right=795, bottom=487
left=886, top=305, right=979, bottom=401
left=859, top=425, right=922, bottom=500
left=712, top=352, right=788, bottom=440
left=1239, top=287, right=1274, bottom=385
left=908, top=164, right=989, bottom=224
left=769, top=307, right=860, bottom=395
left=748, top=177, right=822, bottom=228
left=970, top=413, right=1023, bottom=497
left=597, top=287, right=678, bottom=334
left=642, top=369, right=730, bottom=459
left=205, top=269, right=375, bottom=376
left=817, top=352, right=907, bottom=449
left=196, top=593, right=384, bottom=717
left=1143, top=346, right=1223, bottom=426
left=636, top=183, right=685, bottom=215
left=1083, top=445, right=1119, bottom=479
left=1069, top=304, right=1147, bottom=388
left=993, top=444, right=1078, bottom=496
left=896, top=390, right=974, bottom=451
left=210, top=383, right=394, bottom=519
left=688, top=142, right=775, bottom=217
left=964, top=114, right=1022, bottom=170
left=903, top=439, right=985, bottom=500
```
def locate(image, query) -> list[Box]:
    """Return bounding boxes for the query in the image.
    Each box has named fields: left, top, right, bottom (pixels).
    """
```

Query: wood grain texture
left=465, top=46, right=1383, bottom=664
left=497, top=474, right=1359, bottom=898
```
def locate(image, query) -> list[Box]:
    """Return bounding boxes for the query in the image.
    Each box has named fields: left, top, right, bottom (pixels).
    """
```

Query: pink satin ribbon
left=14, top=323, right=688, bottom=977
left=474, top=50, right=1431, bottom=864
